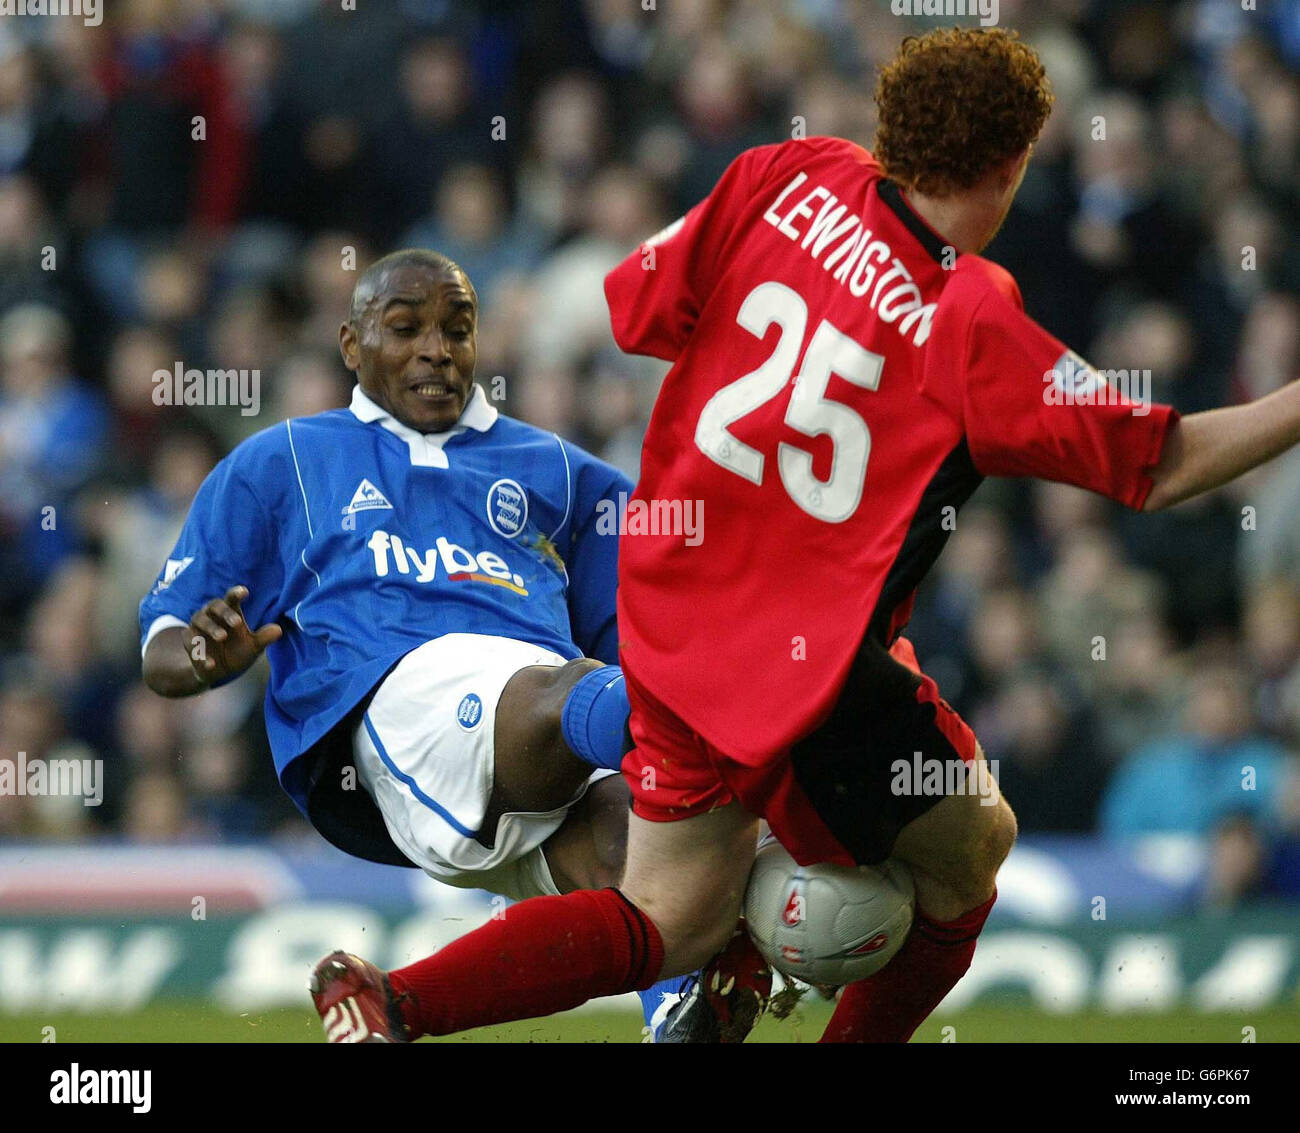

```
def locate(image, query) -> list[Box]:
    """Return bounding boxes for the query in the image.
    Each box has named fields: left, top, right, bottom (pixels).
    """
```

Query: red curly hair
left=874, top=27, right=1054, bottom=196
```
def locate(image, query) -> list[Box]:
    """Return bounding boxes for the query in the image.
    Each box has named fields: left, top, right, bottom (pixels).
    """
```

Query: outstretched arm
left=1144, top=382, right=1300, bottom=511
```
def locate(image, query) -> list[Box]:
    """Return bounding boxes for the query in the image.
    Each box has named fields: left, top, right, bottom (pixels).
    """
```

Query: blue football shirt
left=140, top=384, right=632, bottom=838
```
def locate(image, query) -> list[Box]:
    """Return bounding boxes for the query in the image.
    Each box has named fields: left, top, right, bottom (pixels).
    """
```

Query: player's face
left=344, top=265, right=478, bottom=433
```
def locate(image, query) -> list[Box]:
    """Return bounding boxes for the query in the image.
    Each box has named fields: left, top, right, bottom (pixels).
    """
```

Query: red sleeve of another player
left=604, top=147, right=775, bottom=362
left=958, top=288, right=1179, bottom=510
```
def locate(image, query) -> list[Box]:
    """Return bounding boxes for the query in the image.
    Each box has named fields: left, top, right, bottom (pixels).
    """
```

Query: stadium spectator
left=1243, top=579, right=1300, bottom=746
left=1100, top=664, right=1296, bottom=840
left=522, top=164, right=666, bottom=371
left=370, top=37, right=505, bottom=243
left=402, top=162, right=545, bottom=308
left=0, top=305, right=109, bottom=604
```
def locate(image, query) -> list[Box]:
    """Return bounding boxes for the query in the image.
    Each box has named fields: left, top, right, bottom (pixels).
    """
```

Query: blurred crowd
left=0, top=0, right=1298, bottom=907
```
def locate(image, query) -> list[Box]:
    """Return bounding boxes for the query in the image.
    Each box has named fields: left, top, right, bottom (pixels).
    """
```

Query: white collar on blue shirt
left=348, top=382, right=498, bottom=468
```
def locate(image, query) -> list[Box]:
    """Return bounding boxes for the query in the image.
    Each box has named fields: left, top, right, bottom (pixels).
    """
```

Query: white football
left=744, top=837, right=915, bottom=987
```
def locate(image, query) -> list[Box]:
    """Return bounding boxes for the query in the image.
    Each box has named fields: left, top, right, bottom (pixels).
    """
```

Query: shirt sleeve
left=138, top=447, right=285, bottom=657
left=604, top=143, right=782, bottom=363
left=561, top=446, right=634, bottom=664
left=937, top=277, right=1179, bottom=510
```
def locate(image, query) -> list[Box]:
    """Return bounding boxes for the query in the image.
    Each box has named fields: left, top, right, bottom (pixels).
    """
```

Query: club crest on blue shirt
left=486, top=478, right=528, bottom=538
left=456, top=693, right=484, bottom=731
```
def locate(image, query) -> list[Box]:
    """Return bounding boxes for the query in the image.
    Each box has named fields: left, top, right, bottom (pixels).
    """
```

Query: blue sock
left=639, top=975, right=692, bottom=1039
left=560, top=664, right=630, bottom=771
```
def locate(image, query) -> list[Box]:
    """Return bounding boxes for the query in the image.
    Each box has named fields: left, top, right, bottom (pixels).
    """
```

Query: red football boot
left=309, top=951, right=411, bottom=1044
left=658, top=922, right=773, bottom=1043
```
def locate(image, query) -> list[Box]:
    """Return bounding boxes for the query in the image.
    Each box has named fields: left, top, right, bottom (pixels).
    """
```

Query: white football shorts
left=353, top=632, right=614, bottom=901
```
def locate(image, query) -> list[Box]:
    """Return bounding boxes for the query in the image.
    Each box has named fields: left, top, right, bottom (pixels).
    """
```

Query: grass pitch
left=2, top=1002, right=1296, bottom=1043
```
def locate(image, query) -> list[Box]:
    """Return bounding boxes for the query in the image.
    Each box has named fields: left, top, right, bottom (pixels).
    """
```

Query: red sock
left=820, top=890, right=996, bottom=1043
left=387, top=888, right=663, bottom=1038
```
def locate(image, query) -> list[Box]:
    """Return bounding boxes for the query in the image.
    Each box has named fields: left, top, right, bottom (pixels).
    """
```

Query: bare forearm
left=141, top=588, right=282, bottom=696
left=1144, top=382, right=1300, bottom=511
left=142, top=626, right=207, bottom=697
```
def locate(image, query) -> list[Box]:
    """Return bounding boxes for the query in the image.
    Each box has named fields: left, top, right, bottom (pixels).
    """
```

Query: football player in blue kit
left=140, top=250, right=705, bottom=1040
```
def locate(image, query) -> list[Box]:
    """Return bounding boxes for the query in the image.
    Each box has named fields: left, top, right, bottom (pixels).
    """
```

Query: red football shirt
left=605, top=136, right=1177, bottom=763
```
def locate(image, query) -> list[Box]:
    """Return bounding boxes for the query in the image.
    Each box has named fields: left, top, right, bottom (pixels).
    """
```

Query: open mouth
left=409, top=381, right=459, bottom=402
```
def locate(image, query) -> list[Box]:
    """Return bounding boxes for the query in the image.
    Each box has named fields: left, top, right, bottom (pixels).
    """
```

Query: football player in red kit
left=313, top=28, right=1300, bottom=1042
